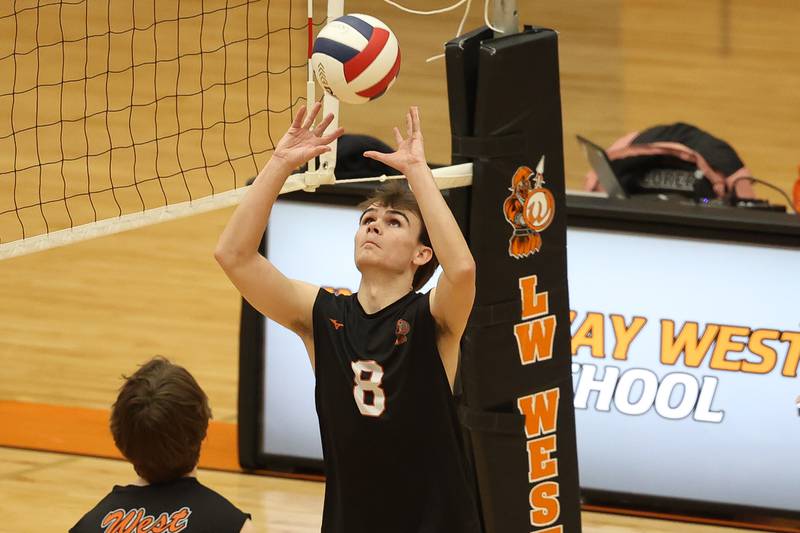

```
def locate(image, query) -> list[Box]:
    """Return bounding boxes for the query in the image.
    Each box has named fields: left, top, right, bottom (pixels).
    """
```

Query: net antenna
left=306, top=0, right=317, bottom=174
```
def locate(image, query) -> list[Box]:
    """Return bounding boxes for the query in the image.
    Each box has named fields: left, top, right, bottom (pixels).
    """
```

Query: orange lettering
left=572, top=312, right=604, bottom=357
left=610, top=315, right=646, bottom=360
left=136, top=516, right=154, bottom=533
left=110, top=509, right=141, bottom=533
left=517, top=388, right=559, bottom=438
left=101, top=510, right=124, bottom=529
left=99, top=508, right=191, bottom=533
left=529, top=481, right=560, bottom=527
left=660, top=320, right=718, bottom=367
left=519, top=275, right=548, bottom=320
left=709, top=325, right=749, bottom=372
left=515, top=316, right=556, bottom=364
left=781, top=331, right=800, bottom=377
left=743, top=329, right=780, bottom=374
left=526, top=434, right=558, bottom=483
left=150, top=514, right=170, bottom=533
left=168, top=508, right=191, bottom=532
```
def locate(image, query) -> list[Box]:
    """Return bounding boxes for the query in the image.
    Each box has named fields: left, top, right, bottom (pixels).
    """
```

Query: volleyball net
left=0, top=0, right=486, bottom=259
left=0, top=0, right=322, bottom=254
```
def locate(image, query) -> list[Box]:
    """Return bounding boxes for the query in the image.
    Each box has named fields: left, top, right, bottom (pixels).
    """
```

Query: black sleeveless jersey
left=69, top=477, right=250, bottom=533
left=313, top=288, right=482, bottom=533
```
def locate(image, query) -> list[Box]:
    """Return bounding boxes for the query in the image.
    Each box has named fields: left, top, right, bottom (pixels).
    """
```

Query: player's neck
left=357, top=274, right=413, bottom=315
left=133, top=467, right=198, bottom=486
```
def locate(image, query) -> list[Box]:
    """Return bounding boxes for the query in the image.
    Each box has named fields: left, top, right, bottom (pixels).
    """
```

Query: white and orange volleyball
left=311, top=14, right=401, bottom=104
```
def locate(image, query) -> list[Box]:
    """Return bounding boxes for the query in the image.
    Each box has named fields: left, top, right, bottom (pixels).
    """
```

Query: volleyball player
left=215, top=103, right=482, bottom=532
left=70, top=357, right=253, bottom=532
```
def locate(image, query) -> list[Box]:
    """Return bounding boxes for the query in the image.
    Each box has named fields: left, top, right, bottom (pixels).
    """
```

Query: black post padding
left=446, top=25, right=494, bottom=162
left=443, top=26, right=494, bottom=242
left=445, top=27, right=496, bottom=533
left=447, top=26, right=582, bottom=533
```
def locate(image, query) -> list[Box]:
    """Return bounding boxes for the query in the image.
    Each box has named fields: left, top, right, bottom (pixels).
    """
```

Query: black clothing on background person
left=70, top=477, right=250, bottom=533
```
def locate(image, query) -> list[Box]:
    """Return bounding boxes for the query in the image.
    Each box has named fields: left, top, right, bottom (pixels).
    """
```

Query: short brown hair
left=110, top=357, right=212, bottom=484
left=359, top=181, right=438, bottom=291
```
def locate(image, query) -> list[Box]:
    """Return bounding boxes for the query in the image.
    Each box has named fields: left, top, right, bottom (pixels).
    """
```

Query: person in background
left=70, top=357, right=253, bottom=533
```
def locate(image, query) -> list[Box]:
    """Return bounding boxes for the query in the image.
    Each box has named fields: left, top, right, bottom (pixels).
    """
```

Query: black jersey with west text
left=70, top=477, right=250, bottom=533
left=313, top=288, right=482, bottom=533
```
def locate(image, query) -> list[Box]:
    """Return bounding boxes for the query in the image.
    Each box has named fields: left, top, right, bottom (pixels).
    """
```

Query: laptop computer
left=576, top=135, right=628, bottom=199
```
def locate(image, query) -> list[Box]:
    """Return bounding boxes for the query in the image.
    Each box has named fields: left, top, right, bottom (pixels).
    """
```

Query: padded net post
left=447, top=26, right=582, bottom=533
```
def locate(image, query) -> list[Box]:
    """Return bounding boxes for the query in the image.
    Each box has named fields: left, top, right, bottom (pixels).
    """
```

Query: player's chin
left=354, top=250, right=380, bottom=270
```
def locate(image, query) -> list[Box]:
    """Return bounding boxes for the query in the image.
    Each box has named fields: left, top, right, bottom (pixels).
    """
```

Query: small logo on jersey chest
left=394, top=319, right=410, bottom=345
left=329, top=318, right=344, bottom=330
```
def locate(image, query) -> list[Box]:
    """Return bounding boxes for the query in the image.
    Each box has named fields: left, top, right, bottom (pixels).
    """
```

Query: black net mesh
left=0, top=0, right=324, bottom=243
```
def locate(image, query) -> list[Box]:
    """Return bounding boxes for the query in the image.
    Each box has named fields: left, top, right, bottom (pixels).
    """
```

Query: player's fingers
left=310, top=145, right=331, bottom=159
left=393, top=127, right=403, bottom=146
left=411, top=106, right=421, bottom=134
left=406, top=111, right=413, bottom=137
left=302, top=101, right=322, bottom=129
left=303, top=101, right=323, bottom=129
left=319, top=127, right=345, bottom=145
left=313, top=113, right=335, bottom=136
left=292, top=105, right=307, bottom=129
left=363, top=150, right=387, bottom=163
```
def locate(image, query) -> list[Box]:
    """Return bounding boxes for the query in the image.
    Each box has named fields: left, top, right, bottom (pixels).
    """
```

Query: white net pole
left=318, top=0, right=344, bottom=174
left=491, top=0, right=519, bottom=35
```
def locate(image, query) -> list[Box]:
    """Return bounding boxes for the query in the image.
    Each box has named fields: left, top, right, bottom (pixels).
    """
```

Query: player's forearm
left=405, top=163, right=475, bottom=280
left=214, top=158, right=293, bottom=267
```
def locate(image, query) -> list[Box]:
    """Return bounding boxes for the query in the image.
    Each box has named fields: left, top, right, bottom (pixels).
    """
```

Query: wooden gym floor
left=2, top=0, right=798, bottom=531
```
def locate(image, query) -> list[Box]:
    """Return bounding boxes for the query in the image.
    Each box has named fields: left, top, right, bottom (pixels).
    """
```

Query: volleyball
left=311, top=14, right=401, bottom=105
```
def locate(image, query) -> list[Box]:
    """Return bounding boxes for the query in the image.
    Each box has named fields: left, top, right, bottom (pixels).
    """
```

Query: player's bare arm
left=215, top=102, right=343, bottom=364
left=364, top=106, right=476, bottom=386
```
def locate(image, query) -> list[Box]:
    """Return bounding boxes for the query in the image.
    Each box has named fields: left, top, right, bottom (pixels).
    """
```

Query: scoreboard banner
left=568, top=228, right=800, bottom=516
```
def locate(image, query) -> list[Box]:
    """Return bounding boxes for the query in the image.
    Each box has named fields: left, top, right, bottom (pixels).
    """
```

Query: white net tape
left=0, top=163, right=472, bottom=260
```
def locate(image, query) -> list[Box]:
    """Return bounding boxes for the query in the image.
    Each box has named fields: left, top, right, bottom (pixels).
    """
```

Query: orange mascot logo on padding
left=503, top=156, right=555, bottom=259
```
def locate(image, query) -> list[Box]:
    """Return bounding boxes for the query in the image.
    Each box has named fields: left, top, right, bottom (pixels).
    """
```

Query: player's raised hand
left=273, top=101, right=344, bottom=170
left=363, top=106, right=427, bottom=175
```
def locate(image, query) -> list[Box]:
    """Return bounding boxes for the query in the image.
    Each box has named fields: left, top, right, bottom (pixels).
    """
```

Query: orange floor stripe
left=2, top=400, right=793, bottom=531
left=0, top=400, right=240, bottom=472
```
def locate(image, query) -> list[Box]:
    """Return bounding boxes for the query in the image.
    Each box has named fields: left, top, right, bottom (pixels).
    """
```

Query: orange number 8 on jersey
left=351, top=360, right=386, bottom=417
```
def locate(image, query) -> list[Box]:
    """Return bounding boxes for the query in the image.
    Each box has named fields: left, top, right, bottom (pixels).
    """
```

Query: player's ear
left=412, top=244, right=433, bottom=267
